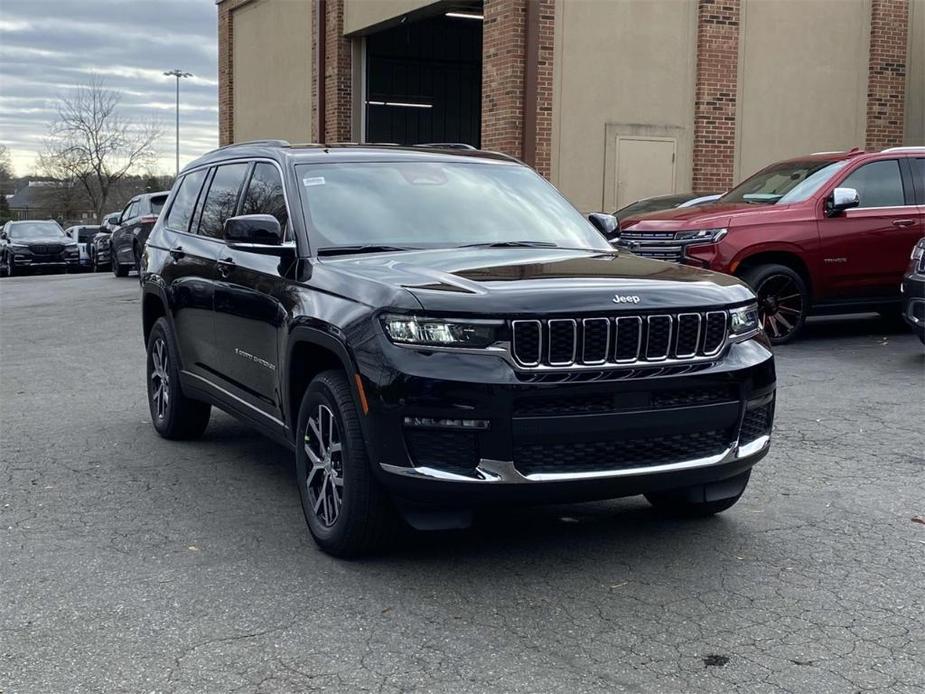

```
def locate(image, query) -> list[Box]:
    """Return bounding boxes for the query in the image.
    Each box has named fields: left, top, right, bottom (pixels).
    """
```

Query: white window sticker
left=302, top=177, right=325, bottom=187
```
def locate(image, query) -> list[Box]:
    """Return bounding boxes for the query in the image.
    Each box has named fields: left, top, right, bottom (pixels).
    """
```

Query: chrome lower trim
left=906, top=299, right=924, bottom=326
left=380, top=434, right=770, bottom=484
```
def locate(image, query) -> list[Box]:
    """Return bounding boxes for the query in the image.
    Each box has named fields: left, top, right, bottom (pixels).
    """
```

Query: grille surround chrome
left=510, top=310, right=730, bottom=370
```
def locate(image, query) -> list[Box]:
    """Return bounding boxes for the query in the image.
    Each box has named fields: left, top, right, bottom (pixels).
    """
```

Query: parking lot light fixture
left=163, top=69, right=193, bottom=177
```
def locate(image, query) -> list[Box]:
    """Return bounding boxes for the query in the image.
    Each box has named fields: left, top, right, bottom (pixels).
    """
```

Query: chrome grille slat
left=509, top=310, right=732, bottom=369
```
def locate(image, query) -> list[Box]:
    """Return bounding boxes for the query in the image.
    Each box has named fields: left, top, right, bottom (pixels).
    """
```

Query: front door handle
left=217, top=257, right=235, bottom=277
left=892, top=219, right=915, bottom=227
left=169, top=245, right=184, bottom=259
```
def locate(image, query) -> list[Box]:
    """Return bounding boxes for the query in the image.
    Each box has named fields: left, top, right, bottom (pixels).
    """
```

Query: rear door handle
left=217, top=257, right=235, bottom=277
left=169, top=245, right=185, bottom=259
left=892, top=219, right=915, bottom=227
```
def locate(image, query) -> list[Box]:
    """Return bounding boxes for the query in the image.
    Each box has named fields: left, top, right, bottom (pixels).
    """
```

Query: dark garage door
left=365, top=14, right=482, bottom=147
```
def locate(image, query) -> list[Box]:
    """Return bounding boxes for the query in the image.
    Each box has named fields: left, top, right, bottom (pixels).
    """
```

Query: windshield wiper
left=317, top=244, right=419, bottom=256
left=458, top=240, right=560, bottom=249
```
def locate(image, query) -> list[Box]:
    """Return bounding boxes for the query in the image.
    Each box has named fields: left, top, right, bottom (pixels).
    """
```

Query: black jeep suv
left=141, top=141, right=776, bottom=556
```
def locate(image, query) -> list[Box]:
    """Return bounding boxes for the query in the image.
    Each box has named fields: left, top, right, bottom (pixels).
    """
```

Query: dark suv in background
left=109, top=191, right=169, bottom=276
left=141, top=141, right=775, bottom=556
left=1, top=220, right=80, bottom=276
left=620, top=148, right=925, bottom=343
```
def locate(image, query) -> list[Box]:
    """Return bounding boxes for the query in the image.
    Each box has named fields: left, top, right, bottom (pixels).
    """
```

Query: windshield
left=297, top=161, right=610, bottom=252
left=8, top=222, right=65, bottom=239
left=616, top=194, right=692, bottom=218
left=722, top=159, right=850, bottom=205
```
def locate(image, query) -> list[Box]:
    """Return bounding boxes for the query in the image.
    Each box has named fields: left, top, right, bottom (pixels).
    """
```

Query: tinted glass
left=296, top=162, right=609, bottom=251
left=122, top=201, right=138, bottom=221
left=164, top=169, right=207, bottom=232
left=149, top=194, right=168, bottom=215
left=76, top=227, right=99, bottom=242
left=198, top=163, right=248, bottom=238
left=240, top=163, right=289, bottom=237
left=840, top=160, right=905, bottom=208
left=8, top=222, right=65, bottom=239
left=615, top=194, right=692, bottom=218
left=723, top=160, right=850, bottom=205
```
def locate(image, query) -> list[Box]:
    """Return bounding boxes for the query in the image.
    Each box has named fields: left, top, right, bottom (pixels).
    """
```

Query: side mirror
left=589, top=212, right=620, bottom=241
left=826, top=187, right=860, bottom=217
left=224, top=214, right=292, bottom=256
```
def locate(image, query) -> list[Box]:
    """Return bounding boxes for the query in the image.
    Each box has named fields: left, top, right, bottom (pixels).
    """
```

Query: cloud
left=0, top=0, right=218, bottom=176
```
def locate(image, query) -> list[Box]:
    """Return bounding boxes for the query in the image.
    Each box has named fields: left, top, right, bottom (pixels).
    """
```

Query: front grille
left=511, top=310, right=729, bottom=368
left=30, top=243, right=64, bottom=255
left=404, top=429, right=479, bottom=475
left=513, top=384, right=738, bottom=417
left=740, top=402, right=774, bottom=442
left=514, top=429, right=731, bottom=475
left=619, top=232, right=683, bottom=263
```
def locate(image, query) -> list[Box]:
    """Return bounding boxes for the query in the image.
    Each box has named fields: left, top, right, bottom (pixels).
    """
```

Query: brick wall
left=312, top=0, right=352, bottom=142
left=691, top=0, right=740, bottom=194
left=217, top=0, right=251, bottom=146
left=481, top=0, right=554, bottom=178
left=482, top=0, right=526, bottom=157
left=865, top=0, right=909, bottom=150
left=533, top=0, right=555, bottom=179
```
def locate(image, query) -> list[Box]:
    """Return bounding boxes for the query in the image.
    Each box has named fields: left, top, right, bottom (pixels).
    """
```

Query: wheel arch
left=734, top=250, right=814, bottom=302
left=286, top=327, right=364, bottom=436
left=142, top=286, right=169, bottom=346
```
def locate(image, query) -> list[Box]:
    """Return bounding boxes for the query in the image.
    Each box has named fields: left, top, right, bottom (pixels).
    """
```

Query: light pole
left=163, top=69, right=192, bottom=177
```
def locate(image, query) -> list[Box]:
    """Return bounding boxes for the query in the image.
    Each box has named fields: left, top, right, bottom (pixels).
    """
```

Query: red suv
left=619, top=148, right=925, bottom=343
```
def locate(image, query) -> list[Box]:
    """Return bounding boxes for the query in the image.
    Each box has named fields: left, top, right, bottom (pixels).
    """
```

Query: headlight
left=675, top=228, right=727, bottom=243
left=381, top=314, right=503, bottom=348
left=912, top=242, right=925, bottom=262
left=9, top=243, right=29, bottom=249
left=729, top=303, right=761, bottom=340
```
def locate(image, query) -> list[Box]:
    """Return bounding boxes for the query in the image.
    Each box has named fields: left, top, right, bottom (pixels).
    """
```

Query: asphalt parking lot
left=1, top=272, right=923, bottom=693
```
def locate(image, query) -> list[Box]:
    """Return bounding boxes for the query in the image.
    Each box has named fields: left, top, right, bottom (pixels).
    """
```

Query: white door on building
left=614, top=136, right=677, bottom=210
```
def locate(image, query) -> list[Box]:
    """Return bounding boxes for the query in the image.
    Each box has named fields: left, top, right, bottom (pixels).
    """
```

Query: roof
left=183, top=141, right=521, bottom=174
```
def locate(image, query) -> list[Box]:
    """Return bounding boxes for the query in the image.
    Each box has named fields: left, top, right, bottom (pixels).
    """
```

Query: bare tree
left=38, top=77, right=160, bottom=221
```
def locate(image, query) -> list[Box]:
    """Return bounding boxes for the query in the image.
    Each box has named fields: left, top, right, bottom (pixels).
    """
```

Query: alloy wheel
left=755, top=273, right=804, bottom=341
left=150, top=337, right=170, bottom=420
left=304, top=404, right=344, bottom=528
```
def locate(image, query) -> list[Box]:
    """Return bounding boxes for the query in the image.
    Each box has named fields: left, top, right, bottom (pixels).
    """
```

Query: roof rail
left=881, top=146, right=925, bottom=152
left=413, top=142, right=478, bottom=150
left=216, top=139, right=292, bottom=150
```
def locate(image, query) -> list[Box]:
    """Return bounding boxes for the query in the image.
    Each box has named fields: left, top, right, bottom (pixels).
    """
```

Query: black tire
left=645, top=470, right=751, bottom=517
left=146, top=317, right=211, bottom=440
left=1, top=254, right=13, bottom=278
left=112, top=256, right=128, bottom=277
left=295, top=370, right=398, bottom=557
left=740, top=264, right=808, bottom=345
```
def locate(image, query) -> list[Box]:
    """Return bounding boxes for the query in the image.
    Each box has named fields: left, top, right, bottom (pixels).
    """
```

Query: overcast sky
left=0, top=0, right=218, bottom=176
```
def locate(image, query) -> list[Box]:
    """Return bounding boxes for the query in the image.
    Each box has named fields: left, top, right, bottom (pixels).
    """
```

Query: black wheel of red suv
left=646, top=470, right=751, bottom=517
left=146, top=317, right=211, bottom=439
left=295, top=370, right=397, bottom=557
left=741, top=264, right=807, bottom=345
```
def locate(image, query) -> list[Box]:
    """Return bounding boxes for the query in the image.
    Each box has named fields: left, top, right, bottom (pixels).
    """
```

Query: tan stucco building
left=218, top=0, right=924, bottom=212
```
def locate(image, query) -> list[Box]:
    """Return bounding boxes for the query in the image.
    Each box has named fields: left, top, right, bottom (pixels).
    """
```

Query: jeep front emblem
left=612, top=295, right=640, bottom=304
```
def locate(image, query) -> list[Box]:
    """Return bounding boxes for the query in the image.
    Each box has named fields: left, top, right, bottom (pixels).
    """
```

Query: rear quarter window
left=149, top=195, right=168, bottom=215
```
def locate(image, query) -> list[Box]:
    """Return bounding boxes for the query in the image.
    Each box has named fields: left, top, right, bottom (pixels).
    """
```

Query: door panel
left=817, top=158, right=921, bottom=300
left=160, top=229, right=222, bottom=378
left=212, top=250, right=289, bottom=421
left=615, top=137, right=676, bottom=210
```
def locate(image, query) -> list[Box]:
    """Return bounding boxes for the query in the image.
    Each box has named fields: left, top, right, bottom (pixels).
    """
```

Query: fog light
left=403, top=417, right=490, bottom=430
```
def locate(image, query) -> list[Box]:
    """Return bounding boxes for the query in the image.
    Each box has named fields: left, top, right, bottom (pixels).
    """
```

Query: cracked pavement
left=1, top=273, right=923, bottom=693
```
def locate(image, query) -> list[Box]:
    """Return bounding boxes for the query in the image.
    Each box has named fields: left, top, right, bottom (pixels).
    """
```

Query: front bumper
left=10, top=254, right=80, bottom=269
left=362, top=337, right=776, bottom=505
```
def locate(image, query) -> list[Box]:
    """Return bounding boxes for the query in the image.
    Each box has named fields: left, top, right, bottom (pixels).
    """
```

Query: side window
left=911, top=158, right=925, bottom=203
left=839, top=160, right=905, bottom=208
left=197, top=163, right=249, bottom=239
left=120, top=201, right=137, bottom=223
left=240, top=162, right=289, bottom=237
left=164, top=169, right=207, bottom=232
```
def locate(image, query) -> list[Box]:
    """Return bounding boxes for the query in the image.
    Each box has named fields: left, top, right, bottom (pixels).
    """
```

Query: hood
left=621, top=201, right=795, bottom=232
left=320, top=247, right=753, bottom=314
